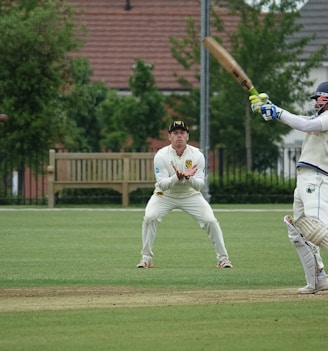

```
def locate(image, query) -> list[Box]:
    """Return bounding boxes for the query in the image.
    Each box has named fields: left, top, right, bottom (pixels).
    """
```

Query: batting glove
left=260, top=104, right=283, bottom=121
left=249, top=93, right=270, bottom=113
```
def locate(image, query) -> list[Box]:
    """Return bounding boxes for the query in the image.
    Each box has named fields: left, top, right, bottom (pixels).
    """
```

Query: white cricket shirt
left=153, top=144, right=205, bottom=198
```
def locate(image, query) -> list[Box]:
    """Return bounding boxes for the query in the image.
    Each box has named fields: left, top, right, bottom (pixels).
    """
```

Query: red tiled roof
left=68, top=0, right=237, bottom=90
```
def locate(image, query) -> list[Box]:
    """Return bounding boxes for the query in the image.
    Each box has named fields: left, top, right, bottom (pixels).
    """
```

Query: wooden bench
left=47, top=150, right=155, bottom=207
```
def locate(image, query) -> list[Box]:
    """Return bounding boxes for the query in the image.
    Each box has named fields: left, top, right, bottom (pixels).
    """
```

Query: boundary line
left=0, top=208, right=292, bottom=212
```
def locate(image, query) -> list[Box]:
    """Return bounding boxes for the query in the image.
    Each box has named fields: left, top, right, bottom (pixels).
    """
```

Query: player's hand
left=249, top=93, right=270, bottom=113
left=260, top=104, right=283, bottom=121
left=184, top=165, right=197, bottom=180
left=172, top=165, right=184, bottom=180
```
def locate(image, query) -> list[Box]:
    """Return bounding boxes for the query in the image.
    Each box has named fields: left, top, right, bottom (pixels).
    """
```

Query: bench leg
left=122, top=182, right=129, bottom=207
left=48, top=191, right=55, bottom=208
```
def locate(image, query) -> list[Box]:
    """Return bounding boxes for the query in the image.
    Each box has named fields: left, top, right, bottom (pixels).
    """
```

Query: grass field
left=1, top=204, right=328, bottom=350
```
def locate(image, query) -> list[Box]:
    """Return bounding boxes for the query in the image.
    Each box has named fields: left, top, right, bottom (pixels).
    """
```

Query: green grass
left=1, top=302, right=328, bottom=351
left=0, top=205, right=328, bottom=351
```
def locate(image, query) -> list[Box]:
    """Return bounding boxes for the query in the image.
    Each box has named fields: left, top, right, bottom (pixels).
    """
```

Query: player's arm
left=279, top=111, right=326, bottom=132
left=153, top=154, right=179, bottom=191
left=185, top=154, right=205, bottom=191
left=250, top=94, right=325, bottom=132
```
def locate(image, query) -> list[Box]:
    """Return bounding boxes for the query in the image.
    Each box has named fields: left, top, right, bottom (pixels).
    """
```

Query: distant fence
left=0, top=147, right=300, bottom=205
left=0, top=148, right=48, bottom=205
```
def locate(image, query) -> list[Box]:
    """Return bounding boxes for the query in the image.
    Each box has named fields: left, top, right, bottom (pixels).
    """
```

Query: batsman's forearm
left=280, top=111, right=322, bottom=132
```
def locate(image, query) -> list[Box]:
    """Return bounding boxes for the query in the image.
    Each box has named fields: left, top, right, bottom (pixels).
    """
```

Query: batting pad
left=296, top=217, right=328, bottom=252
left=285, top=215, right=317, bottom=288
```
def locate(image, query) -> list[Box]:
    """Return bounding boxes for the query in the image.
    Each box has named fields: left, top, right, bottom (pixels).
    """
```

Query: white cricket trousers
left=293, top=167, right=328, bottom=270
left=294, top=167, right=328, bottom=224
left=140, top=192, right=229, bottom=262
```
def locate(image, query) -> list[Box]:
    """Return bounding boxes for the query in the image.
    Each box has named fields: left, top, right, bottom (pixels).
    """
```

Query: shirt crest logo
left=306, top=184, right=316, bottom=194
left=185, top=160, right=192, bottom=169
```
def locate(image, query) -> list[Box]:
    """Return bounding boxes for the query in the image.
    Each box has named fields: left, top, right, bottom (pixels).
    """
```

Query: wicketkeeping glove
left=249, top=93, right=270, bottom=113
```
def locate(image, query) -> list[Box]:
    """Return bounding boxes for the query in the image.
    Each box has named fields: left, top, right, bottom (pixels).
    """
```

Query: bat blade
left=203, top=36, right=258, bottom=96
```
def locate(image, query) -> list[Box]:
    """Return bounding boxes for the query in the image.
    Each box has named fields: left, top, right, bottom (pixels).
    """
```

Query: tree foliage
left=97, top=58, right=166, bottom=151
left=0, top=0, right=86, bottom=162
left=169, top=0, right=327, bottom=171
left=64, top=57, right=108, bottom=151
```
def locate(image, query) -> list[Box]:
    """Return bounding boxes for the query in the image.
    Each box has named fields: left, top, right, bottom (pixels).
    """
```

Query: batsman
left=250, top=82, right=328, bottom=294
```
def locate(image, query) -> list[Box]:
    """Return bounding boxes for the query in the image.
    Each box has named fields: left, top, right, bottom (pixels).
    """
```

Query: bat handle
left=248, top=87, right=259, bottom=96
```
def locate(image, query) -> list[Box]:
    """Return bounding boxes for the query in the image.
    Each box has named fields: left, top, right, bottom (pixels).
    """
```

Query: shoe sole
left=297, top=289, right=316, bottom=294
left=136, top=264, right=154, bottom=268
left=297, top=285, right=328, bottom=294
left=317, top=285, right=328, bottom=292
left=216, top=264, right=233, bottom=269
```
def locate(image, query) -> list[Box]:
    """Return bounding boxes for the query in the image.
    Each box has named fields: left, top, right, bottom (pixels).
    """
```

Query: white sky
left=245, top=0, right=306, bottom=11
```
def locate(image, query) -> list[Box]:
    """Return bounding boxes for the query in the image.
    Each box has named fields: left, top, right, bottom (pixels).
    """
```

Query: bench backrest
left=47, top=150, right=156, bottom=207
left=50, top=151, right=155, bottom=183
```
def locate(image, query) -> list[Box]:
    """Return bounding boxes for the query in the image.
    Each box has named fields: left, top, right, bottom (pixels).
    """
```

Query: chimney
left=124, top=0, right=132, bottom=11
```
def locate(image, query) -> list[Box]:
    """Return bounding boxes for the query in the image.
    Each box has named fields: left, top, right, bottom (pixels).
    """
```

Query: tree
left=0, top=0, right=86, bottom=193
left=65, top=57, right=109, bottom=151
left=167, top=17, right=204, bottom=142
left=168, top=0, right=327, bottom=171
left=97, top=58, right=166, bottom=151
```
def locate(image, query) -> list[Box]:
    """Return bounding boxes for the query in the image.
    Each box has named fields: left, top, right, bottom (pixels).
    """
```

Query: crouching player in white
left=136, top=121, right=233, bottom=269
left=250, top=82, right=328, bottom=294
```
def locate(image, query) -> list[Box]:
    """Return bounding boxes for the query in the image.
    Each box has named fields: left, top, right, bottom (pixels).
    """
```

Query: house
left=68, top=0, right=327, bottom=93
left=68, top=0, right=327, bottom=159
left=289, top=0, right=328, bottom=108
left=67, top=0, right=238, bottom=151
left=68, top=0, right=237, bottom=92
left=280, top=0, right=328, bottom=174
left=68, top=0, right=200, bottom=92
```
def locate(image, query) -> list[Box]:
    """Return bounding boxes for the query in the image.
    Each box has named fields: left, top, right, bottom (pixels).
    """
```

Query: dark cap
left=168, top=121, right=189, bottom=133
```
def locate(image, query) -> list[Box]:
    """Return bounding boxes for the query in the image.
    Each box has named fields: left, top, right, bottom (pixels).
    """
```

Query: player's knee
left=287, top=227, right=302, bottom=247
left=288, top=233, right=302, bottom=250
left=143, top=207, right=161, bottom=223
left=284, top=215, right=305, bottom=247
left=202, top=217, right=219, bottom=230
left=143, top=215, right=159, bottom=225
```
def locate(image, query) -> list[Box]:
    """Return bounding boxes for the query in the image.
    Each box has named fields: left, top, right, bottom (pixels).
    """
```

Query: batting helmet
left=310, top=82, right=328, bottom=115
left=310, top=81, right=328, bottom=99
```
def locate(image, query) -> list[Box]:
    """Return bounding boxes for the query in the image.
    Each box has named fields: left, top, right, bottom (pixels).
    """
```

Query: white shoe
left=297, top=276, right=328, bottom=294
left=297, top=285, right=316, bottom=294
left=217, top=258, right=233, bottom=268
left=136, top=258, right=153, bottom=268
left=317, top=277, right=328, bottom=291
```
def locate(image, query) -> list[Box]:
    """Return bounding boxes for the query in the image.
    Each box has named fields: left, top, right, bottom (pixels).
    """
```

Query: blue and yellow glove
left=249, top=93, right=283, bottom=121
left=249, top=93, right=270, bottom=112
left=260, top=104, right=283, bottom=120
